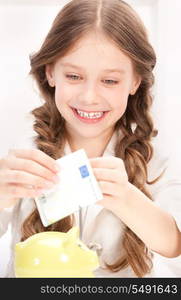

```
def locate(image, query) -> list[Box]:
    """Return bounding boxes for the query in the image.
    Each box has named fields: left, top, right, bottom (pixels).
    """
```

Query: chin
left=76, top=130, right=104, bottom=139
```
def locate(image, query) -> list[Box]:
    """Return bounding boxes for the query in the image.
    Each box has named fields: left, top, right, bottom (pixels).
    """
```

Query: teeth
left=76, top=109, right=104, bottom=119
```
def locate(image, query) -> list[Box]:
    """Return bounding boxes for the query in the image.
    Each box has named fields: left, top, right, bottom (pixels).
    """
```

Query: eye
left=66, top=74, right=81, bottom=80
left=103, top=79, right=119, bottom=85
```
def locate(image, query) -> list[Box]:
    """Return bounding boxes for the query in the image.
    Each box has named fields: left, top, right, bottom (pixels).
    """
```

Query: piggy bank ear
left=66, top=227, right=80, bottom=244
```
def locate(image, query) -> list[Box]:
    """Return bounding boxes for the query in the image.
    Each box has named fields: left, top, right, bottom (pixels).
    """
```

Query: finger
left=93, top=168, right=125, bottom=183
left=5, top=156, right=59, bottom=184
left=98, top=181, right=116, bottom=196
left=96, top=194, right=114, bottom=207
left=0, top=183, right=43, bottom=200
left=8, top=149, right=60, bottom=174
left=0, top=170, right=56, bottom=190
left=90, top=156, right=125, bottom=170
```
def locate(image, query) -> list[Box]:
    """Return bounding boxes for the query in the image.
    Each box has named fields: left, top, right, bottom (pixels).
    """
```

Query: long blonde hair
left=21, top=0, right=162, bottom=277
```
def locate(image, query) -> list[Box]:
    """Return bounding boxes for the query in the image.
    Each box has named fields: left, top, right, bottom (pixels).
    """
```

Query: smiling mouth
left=71, top=107, right=109, bottom=122
left=72, top=107, right=107, bottom=113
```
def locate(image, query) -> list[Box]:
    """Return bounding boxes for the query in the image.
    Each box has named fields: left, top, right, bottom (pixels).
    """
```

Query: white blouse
left=0, top=130, right=181, bottom=277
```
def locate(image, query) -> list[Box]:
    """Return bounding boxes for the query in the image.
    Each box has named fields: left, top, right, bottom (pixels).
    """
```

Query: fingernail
left=52, top=175, right=60, bottom=184
left=45, top=182, right=55, bottom=189
left=54, top=164, right=60, bottom=172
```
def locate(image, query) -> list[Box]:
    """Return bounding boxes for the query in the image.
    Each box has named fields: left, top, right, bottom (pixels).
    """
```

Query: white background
left=0, top=0, right=181, bottom=276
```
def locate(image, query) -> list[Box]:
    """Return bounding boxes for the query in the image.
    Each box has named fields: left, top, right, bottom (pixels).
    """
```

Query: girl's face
left=46, top=32, right=141, bottom=140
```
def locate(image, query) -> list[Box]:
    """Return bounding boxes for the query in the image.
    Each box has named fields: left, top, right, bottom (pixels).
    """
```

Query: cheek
left=114, top=100, right=128, bottom=119
left=109, top=87, right=129, bottom=114
left=54, top=83, right=73, bottom=107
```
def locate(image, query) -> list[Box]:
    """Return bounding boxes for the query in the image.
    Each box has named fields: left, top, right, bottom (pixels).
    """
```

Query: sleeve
left=153, top=181, right=181, bottom=231
left=0, top=125, right=36, bottom=238
left=0, top=206, right=15, bottom=238
left=146, top=146, right=181, bottom=231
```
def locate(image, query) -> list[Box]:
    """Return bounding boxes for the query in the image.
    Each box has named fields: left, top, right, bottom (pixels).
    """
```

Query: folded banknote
left=35, top=149, right=103, bottom=227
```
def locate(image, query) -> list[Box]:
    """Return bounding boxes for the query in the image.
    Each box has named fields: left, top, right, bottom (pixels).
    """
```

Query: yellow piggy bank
left=14, top=227, right=99, bottom=277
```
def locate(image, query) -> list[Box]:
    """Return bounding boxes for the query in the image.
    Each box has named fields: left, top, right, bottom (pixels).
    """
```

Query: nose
left=78, top=81, right=99, bottom=106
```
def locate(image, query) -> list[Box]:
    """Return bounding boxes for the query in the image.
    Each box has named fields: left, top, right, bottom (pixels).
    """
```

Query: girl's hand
left=0, top=149, right=60, bottom=210
left=90, top=156, right=131, bottom=213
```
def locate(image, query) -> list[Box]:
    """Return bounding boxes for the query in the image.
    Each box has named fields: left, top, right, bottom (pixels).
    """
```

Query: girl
left=0, top=0, right=180, bottom=278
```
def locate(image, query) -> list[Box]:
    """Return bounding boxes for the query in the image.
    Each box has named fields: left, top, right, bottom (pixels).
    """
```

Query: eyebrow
left=60, top=62, right=126, bottom=74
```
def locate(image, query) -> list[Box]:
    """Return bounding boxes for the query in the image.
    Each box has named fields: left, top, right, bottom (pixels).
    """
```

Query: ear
left=130, top=75, right=141, bottom=95
left=45, top=64, right=55, bottom=87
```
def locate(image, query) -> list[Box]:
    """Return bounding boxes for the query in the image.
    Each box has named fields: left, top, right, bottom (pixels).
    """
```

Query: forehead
left=57, top=32, right=133, bottom=72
